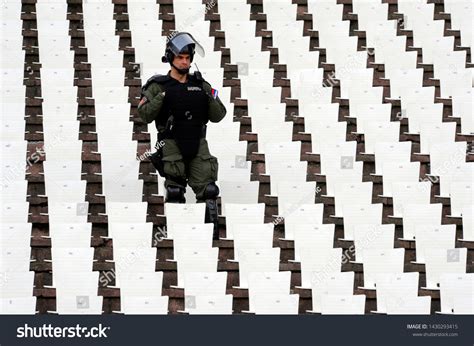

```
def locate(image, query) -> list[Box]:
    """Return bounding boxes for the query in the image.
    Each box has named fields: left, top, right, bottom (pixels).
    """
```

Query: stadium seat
left=236, top=248, right=280, bottom=289
left=175, top=248, right=219, bottom=288
left=246, top=271, right=291, bottom=313
left=373, top=272, right=420, bottom=314
left=292, top=224, right=335, bottom=262
left=298, top=248, right=342, bottom=289
left=360, top=248, right=405, bottom=289
left=0, top=180, right=28, bottom=203
left=166, top=223, right=213, bottom=241
left=380, top=162, right=420, bottom=197
left=439, top=273, right=474, bottom=314
left=267, top=162, right=308, bottom=196
left=231, top=223, right=274, bottom=261
left=0, top=223, right=32, bottom=248
left=1, top=202, right=30, bottom=223
left=183, top=272, right=228, bottom=312
left=461, top=205, right=474, bottom=241
left=224, top=203, right=265, bottom=239
left=309, top=122, right=348, bottom=154
left=423, top=248, right=467, bottom=290
left=164, top=203, right=206, bottom=225
left=219, top=181, right=259, bottom=215
left=42, top=180, right=87, bottom=203
left=341, top=204, right=383, bottom=241
left=0, top=247, right=32, bottom=273
left=374, top=142, right=412, bottom=175
left=333, top=182, right=373, bottom=218
left=0, top=272, right=35, bottom=299
left=276, top=182, right=317, bottom=217
left=102, top=202, right=147, bottom=223
left=353, top=224, right=395, bottom=263
left=116, top=296, right=168, bottom=315
left=99, top=180, right=144, bottom=204
left=352, top=104, right=392, bottom=133
left=116, top=272, right=164, bottom=298
left=414, top=225, right=457, bottom=264
left=51, top=295, right=102, bottom=315
left=449, top=182, right=473, bottom=217
left=0, top=297, right=37, bottom=315
left=309, top=271, right=354, bottom=314
left=320, top=295, right=366, bottom=315
left=299, top=103, right=339, bottom=124
left=110, top=248, right=157, bottom=287
left=430, top=142, right=467, bottom=176
left=282, top=204, right=325, bottom=240
left=324, top=161, right=363, bottom=198
left=391, top=182, right=431, bottom=218
left=187, top=295, right=233, bottom=315
left=98, top=160, right=140, bottom=182
left=172, top=227, right=214, bottom=259
left=386, top=296, right=431, bottom=315
left=51, top=272, right=100, bottom=298
left=400, top=204, right=443, bottom=241
left=253, top=294, right=299, bottom=315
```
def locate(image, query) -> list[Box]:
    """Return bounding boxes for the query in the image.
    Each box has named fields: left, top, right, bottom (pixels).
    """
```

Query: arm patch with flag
left=211, top=88, right=218, bottom=99
left=138, top=96, right=148, bottom=108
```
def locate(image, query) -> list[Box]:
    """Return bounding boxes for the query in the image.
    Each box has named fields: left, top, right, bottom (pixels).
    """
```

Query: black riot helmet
left=162, top=32, right=205, bottom=74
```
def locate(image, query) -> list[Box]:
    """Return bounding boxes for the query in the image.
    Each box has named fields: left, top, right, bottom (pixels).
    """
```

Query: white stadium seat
left=373, top=272, right=420, bottom=314
left=299, top=248, right=343, bottom=289
left=424, top=248, right=468, bottom=290
left=0, top=297, right=37, bottom=315
left=361, top=249, right=405, bottom=289
left=439, top=273, right=474, bottom=314
left=254, top=294, right=299, bottom=315
left=310, top=272, right=355, bottom=314
left=175, top=248, right=219, bottom=288
left=118, top=296, right=169, bottom=315
left=188, top=295, right=233, bottom=315
left=320, top=295, right=366, bottom=315
left=237, top=248, right=280, bottom=289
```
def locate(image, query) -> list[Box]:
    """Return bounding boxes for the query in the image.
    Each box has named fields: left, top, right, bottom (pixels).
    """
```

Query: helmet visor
left=168, top=32, right=205, bottom=58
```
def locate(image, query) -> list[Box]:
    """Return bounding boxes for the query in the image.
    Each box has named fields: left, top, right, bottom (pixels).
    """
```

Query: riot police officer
left=138, top=32, right=226, bottom=239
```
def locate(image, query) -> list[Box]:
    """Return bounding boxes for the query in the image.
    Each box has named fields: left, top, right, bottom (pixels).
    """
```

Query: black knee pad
left=203, top=182, right=219, bottom=200
left=165, top=186, right=186, bottom=203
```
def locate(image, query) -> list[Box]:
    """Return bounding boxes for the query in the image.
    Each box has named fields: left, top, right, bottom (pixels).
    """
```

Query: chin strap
left=171, top=62, right=190, bottom=75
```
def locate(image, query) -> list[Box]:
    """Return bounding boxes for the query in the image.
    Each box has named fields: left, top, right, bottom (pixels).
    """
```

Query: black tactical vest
left=142, top=73, right=209, bottom=157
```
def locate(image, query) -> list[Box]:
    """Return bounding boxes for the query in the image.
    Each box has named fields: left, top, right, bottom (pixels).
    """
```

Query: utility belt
left=158, top=124, right=207, bottom=141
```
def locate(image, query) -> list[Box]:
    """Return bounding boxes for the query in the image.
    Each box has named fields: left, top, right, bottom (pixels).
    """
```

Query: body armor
left=142, top=73, right=209, bottom=158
